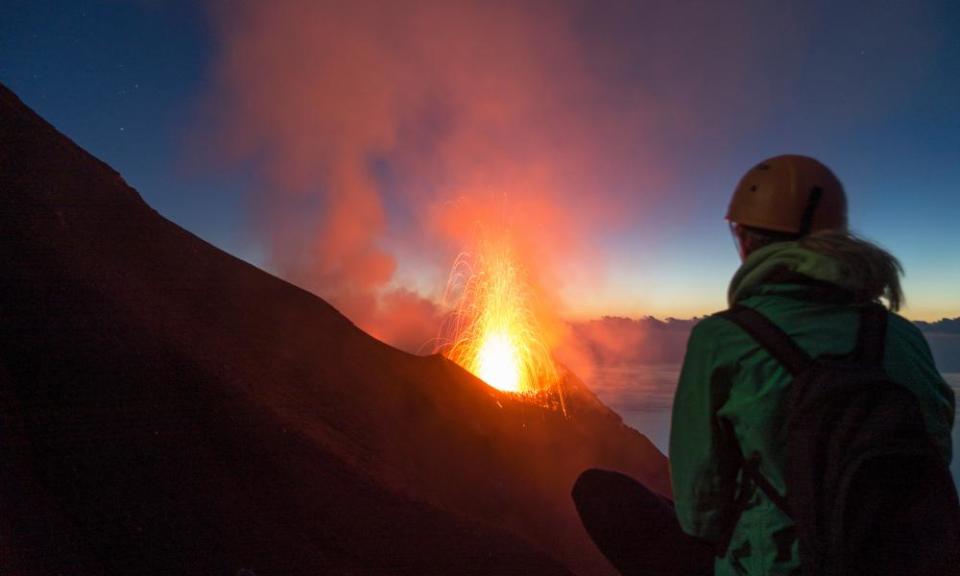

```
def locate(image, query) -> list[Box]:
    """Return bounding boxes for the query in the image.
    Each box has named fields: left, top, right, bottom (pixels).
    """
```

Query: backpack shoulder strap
left=853, top=303, right=887, bottom=367
left=711, top=306, right=802, bottom=554
left=718, top=305, right=812, bottom=376
left=742, top=454, right=790, bottom=514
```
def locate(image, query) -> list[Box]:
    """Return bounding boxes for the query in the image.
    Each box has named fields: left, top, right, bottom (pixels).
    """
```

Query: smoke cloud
left=199, top=0, right=761, bottom=352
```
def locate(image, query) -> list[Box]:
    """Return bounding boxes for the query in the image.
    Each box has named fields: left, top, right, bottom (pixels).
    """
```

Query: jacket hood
left=727, top=234, right=901, bottom=307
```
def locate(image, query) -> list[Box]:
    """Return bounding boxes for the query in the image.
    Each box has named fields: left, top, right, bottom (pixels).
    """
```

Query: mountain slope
left=0, top=83, right=668, bottom=575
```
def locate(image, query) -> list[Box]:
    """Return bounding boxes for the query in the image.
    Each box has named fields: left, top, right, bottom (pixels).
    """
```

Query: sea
left=589, top=366, right=960, bottom=488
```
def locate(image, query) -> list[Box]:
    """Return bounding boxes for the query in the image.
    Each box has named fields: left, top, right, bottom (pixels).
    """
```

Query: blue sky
left=3, top=0, right=958, bottom=321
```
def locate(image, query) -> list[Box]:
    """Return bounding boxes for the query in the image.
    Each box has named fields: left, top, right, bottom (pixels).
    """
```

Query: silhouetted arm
left=669, top=318, right=740, bottom=545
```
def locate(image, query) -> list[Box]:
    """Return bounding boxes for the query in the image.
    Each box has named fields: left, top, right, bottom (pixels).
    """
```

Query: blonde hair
left=798, top=230, right=905, bottom=311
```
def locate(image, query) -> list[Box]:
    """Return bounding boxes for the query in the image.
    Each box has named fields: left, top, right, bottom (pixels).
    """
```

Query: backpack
left=720, top=302, right=960, bottom=576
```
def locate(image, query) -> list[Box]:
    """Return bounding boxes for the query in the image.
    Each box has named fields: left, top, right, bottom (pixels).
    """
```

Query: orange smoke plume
left=197, top=0, right=694, bottom=352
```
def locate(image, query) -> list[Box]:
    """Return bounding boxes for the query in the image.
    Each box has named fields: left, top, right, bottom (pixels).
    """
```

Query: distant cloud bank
left=561, top=315, right=960, bottom=374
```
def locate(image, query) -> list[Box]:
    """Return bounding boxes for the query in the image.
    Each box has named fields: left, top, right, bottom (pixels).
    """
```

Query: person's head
left=726, top=154, right=905, bottom=311
left=726, top=154, right=847, bottom=260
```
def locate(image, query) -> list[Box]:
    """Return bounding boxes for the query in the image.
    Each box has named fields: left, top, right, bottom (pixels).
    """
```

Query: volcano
left=0, top=83, right=668, bottom=576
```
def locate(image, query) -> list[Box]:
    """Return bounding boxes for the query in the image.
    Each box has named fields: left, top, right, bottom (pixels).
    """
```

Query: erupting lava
left=440, top=240, right=558, bottom=394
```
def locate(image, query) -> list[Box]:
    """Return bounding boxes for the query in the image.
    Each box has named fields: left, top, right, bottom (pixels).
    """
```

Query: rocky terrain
left=0, top=83, right=668, bottom=575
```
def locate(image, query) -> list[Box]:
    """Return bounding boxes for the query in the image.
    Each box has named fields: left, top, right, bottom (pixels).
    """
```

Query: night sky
left=3, top=0, right=959, bottom=322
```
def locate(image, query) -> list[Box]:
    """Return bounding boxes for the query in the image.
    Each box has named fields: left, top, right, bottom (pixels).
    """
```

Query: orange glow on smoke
left=440, top=240, right=558, bottom=394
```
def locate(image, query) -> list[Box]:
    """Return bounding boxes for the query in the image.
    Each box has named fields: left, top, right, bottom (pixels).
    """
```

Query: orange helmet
left=726, top=155, right=847, bottom=235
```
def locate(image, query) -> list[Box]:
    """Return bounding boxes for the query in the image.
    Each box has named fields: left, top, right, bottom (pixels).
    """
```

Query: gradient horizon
left=3, top=1, right=958, bottom=322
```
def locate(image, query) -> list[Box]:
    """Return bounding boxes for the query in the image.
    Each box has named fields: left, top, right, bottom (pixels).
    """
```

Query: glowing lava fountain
left=439, top=240, right=559, bottom=394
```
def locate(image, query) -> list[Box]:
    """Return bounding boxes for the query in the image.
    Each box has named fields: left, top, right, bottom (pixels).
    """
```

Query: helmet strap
left=797, top=187, right=823, bottom=236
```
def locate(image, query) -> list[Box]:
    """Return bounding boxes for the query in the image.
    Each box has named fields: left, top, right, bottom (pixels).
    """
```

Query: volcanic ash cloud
left=200, top=0, right=695, bottom=352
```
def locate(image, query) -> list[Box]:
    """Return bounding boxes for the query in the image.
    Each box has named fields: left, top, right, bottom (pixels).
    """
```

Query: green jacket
left=669, top=242, right=955, bottom=576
